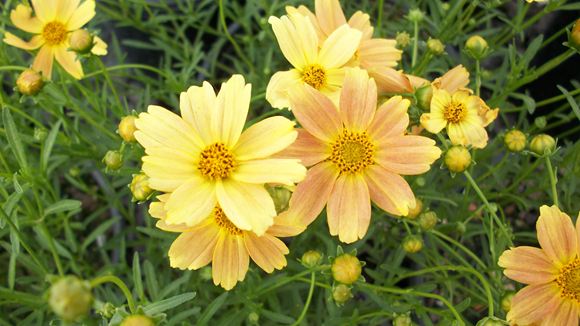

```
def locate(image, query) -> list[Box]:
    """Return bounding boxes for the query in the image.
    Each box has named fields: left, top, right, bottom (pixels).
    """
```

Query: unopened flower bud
left=118, top=116, right=137, bottom=143
left=418, top=211, right=438, bottom=230
left=103, top=150, right=123, bottom=170
left=267, top=186, right=292, bottom=213
left=69, top=29, right=94, bottom=54
left=444, top=146, right=471, bottom=173
left=465, top=35, right=489, bottom=59
left=393, top=313, right=413, bottom=326
left=247, top=312, right=260, bottom=325
left=456, top=222, right=467, bottom=234
left=120, top=315, right=155, bottom=326
left=16, top=69, right=44, bottom=95
left=34, top=127, right=48, bottom=142
left=427, top=38, right=445, bottom=55
left=415, top=85, right=433, bottom=111
left=405, top=198, right=423, bottom=220
left=301, top=250, right=323, bottom=268
left=570, top=19, right=580, bottom=49
left=476, top=316, right=507, bottom=326
left=441, top=2, right=450, bottom=11
left=407, top=9, right=424, bottom=23
left=332, top=284, right=352, bottom=305
left=402, top=235, right=423, bottom=253
left=48, top=276, right=93, bottom=323
left=501, top=291, right=515, bottom=312
left=331, top=254, right=362, bottom=285
left=504, top=129, right=526, bottom=152
left=529, top=134, right=556, bottom=155
left=396, top=31, right=411, bottom=49
left=534, top=116, right=547, bottom=129
left=130, top=173, right=152, bottom=201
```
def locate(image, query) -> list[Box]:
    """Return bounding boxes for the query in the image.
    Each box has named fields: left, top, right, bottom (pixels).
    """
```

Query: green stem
left=537, top=88, right=580, bottom=107
left=39, top=223, right=64, bottom=276
left=0, top=66, right=26, bottom=72
left=377, top=0, right=384, bottom=35
left=90, top=275, right=136, bottom=313
left=360, top=283, right=464, bottom=325
left=218, top=0, right=253, bottom=72
left=411, top=20, right=419, bottom=69
left=545, top=155, right=559, bottom=207
left=475, top=60, right=481, bottom=97
left=83, top=64, right=168, bottom=79
left=430, top=229, right=487, bottom=270
left=95, top=58, right=124, bottom=112
left=292, top=272, right=316, bottom=326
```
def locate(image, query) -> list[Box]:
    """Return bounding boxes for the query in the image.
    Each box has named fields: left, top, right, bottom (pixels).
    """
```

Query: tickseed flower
left=135, top=75, right=306, bottom=236
left=498, top=205, right=580, bottom=325
left=284, top=0, right=407, bottom=94
left=3, top=1, right=108, bottom=79
left=279, top=68, right=441, bottom=243
left=266, top=12, right=362, bottom=109
left=149, top=195, right=305, bottom=290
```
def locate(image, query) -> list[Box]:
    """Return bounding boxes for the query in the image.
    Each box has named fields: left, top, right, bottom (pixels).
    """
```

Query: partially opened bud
left=69, top=29, right=94, bottom=54
left=16, top=69, right=44, bottom=95
left=130, top=173, right=152, bottom=201
left=48, top=276, right=93, bottom=323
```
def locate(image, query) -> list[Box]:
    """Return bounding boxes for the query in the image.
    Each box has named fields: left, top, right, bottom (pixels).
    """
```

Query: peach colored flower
left=499, top=205, right=580, bottom=325
left=279, top=68, right=441, bottom=243
left=150, top=195, right=304, bottom=290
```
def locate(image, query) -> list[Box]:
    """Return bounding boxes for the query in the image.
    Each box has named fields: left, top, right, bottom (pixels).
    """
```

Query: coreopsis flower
left=149, top=195, right=305, bottom=290
left=278, top=68, right=441, bottom=243
left=3, top=1, right=108, bottom=79
left=498, top=205, right=580, bottom=325
left=285, top=0, right=411, bottom=95
left=266, top=12, right=362, bottom=109
left=135, top=75, right=306, bottom=236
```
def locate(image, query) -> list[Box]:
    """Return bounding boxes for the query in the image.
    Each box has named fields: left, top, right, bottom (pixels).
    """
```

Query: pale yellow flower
left=135, top=75, right=306, bottom=236
left=3, top=1, right=108, bottom=79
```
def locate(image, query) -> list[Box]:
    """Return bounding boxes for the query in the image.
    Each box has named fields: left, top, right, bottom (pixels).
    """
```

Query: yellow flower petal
left=275, top=128, right=330, bottom=167
left=314, top=0, right=347, bottom=36
left=169, top=221, right=220, bottom=270
left=32, top=45, right=55, bottom=79
left=181, top=82, right=217, bottom=144
left=10, top=4, right=43, bottom=33
left=546, top=300, right=579, bottom=326
left=32, top=0, right=58, bottom=23
left=212, top=233, right=249, bottom=290
left=498, top=246, right=558, bottom=284
left=537, top=205, right=578, bottom=267
left=364, top=164, right=415, bottom=216
left=265, top=69, right=302, bottom=109
left=348, top=11, right=373, bottom=40
left=368, top=96, right=411, bottom=142
left=339, top=68, right=376, bottom=131
left=244, top=232, right=288, bottom=273
left=58, top=0, right=81, bottom=23
left=234, top=116, right=298, bottom=161
left=267, top=211, right=307, bottom=238
left=91, top=36, right=108, bottom=56
left=141, top=151, right=199, bottom=192
left=327, top=173, right=371, bottom=243
left=65, top=0, right=95, bottom=31
left=367, top=67, right=412, bottom=94
left=54, top=46, right=83, bottom=79
left=432, top=65, right=470, bottom=93
left=285, top=5, right=324, bottom=41
left=268, top=14, right=317, bottom=69
left=164, top=176, right=217, bottom=226
left=376, top=136, right=441, bottom=175
left=507, top=283, right=560, bottom=325
left=317, top=24, right=361, bottom=69
left=358, top=38, right=401, bottom=69
left=3, top=33, right=44, bottom=50
left=448, top=120, right=488, bottom=148
left=214, top=75, right=251, bottom=147
left=216, top=179, right=276, bottom=236
left=232, top=159, right=306, bottom=186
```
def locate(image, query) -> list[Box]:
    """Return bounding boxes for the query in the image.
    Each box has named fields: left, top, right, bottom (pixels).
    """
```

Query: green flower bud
left=476, top=316, right=507, bottom=326
left=331, top=254, right=362, bottom=285
left=69, top=29, right=94, bottom=54
left=16, top=69, right=44, bottom=96
left=405, top=198, right=423, bottom=220
left=332, top=284, right=353, bottom=305
left=130, top=173, right=152, bottom=201
left=465, top=35, right=489, bottom=59
left=247, top=312, right=260, bottom=325
left=501, top=291, right=515, bottom=312
left=418, top=211, right=438, bottom=230
left=396, top=31, right=411, bottom=49
left=534, top=116, right=547, bottom=129
left=48, top=276, right=93, bottom=323
left=34, top=127, right=48, bottom=142
left=415, top=85, right=433, bottom=111
left=504, top=129, right=526, bottom=152
left=103, top=150, right=123, bottom=170
left=393, top=313, right=413, bottom=326
left=120, top=315, right=155, bottom=326
left=407, top=9, right=424, bottom=23
left=529, top=134, right=556, bottom=155
left=301, top=250, right=323, bottom=268
left=402, top=235, right=423, bottom=253
left=444, top=146, right=471, bottom=173
left=267, top=186, right=292, bottom=213
left=427, top=38, right=445, bottom=55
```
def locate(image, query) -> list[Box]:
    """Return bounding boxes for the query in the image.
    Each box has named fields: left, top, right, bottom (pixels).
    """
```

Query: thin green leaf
left=142, top=292, right=196, bottom=315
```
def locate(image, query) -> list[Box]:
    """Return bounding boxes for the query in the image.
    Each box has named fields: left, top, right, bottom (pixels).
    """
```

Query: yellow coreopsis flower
left=150, top=195, right=305, bottom=290
left=266, top=12, right=362, bottom=109
left=135, top=75, right=306, bottom=236
left=3, top=1, right=108, bottom=79
left=278, top=68, right=441, bottom=243
left=499, top=205, right=580, bottom=325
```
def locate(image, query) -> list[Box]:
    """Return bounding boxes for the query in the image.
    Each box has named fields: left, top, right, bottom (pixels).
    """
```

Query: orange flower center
left=213, top=206, right=242, bottom=235
left=301, top=64, right=326, bottom=90
left=42, top=21, right=67, bottom=46
left=556, top=258, right=580, bottom=303
left=443, top=101, right=467, bottom=124
left=198, top=143, right=236, bottom=180
left=330, top=130, right=375, bottom=174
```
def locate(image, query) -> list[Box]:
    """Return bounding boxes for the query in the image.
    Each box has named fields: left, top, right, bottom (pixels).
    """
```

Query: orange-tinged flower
left=135, top=75, right=306, bottom=236
left=285, top=0, right=411, bottom=94
left=498, top=205, right=580, bottom=325
left=3, top=1, right=108, bottom=79
left=278, top=68, right=441, bottom=243
left=150, top=195, right=305, bottom=290
left=266, top=12, right=362, bottom=109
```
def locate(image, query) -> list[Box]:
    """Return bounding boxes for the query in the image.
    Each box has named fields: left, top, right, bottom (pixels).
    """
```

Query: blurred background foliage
left=0, top=0, right=579, bottom=324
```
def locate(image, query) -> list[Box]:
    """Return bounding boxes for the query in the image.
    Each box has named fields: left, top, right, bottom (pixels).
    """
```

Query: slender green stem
left=292, top=272, right=316, bottom=326
left=95, top=58, right=124, bottom=112
left=218, top=0, right=253, bottom=72
left=411, top=20, right=419, bottom=69
left=360, top=283, right=464, bottom=325
left=38, top=223, right=64, bottom=276
left=545, top=155, right=559, bottom=207
left=83, top=64, right=168, bottom=79
left=90, top=275, right=136, bottom=313
left=475, top=60, right=481, bottom=97
left=377, top=0, right=384, bottom=35
left=0, top=66, right=26, bottom=72
left=429, top=229, right=487, bottom=270
left=537, top=88, right=580, bottom=108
